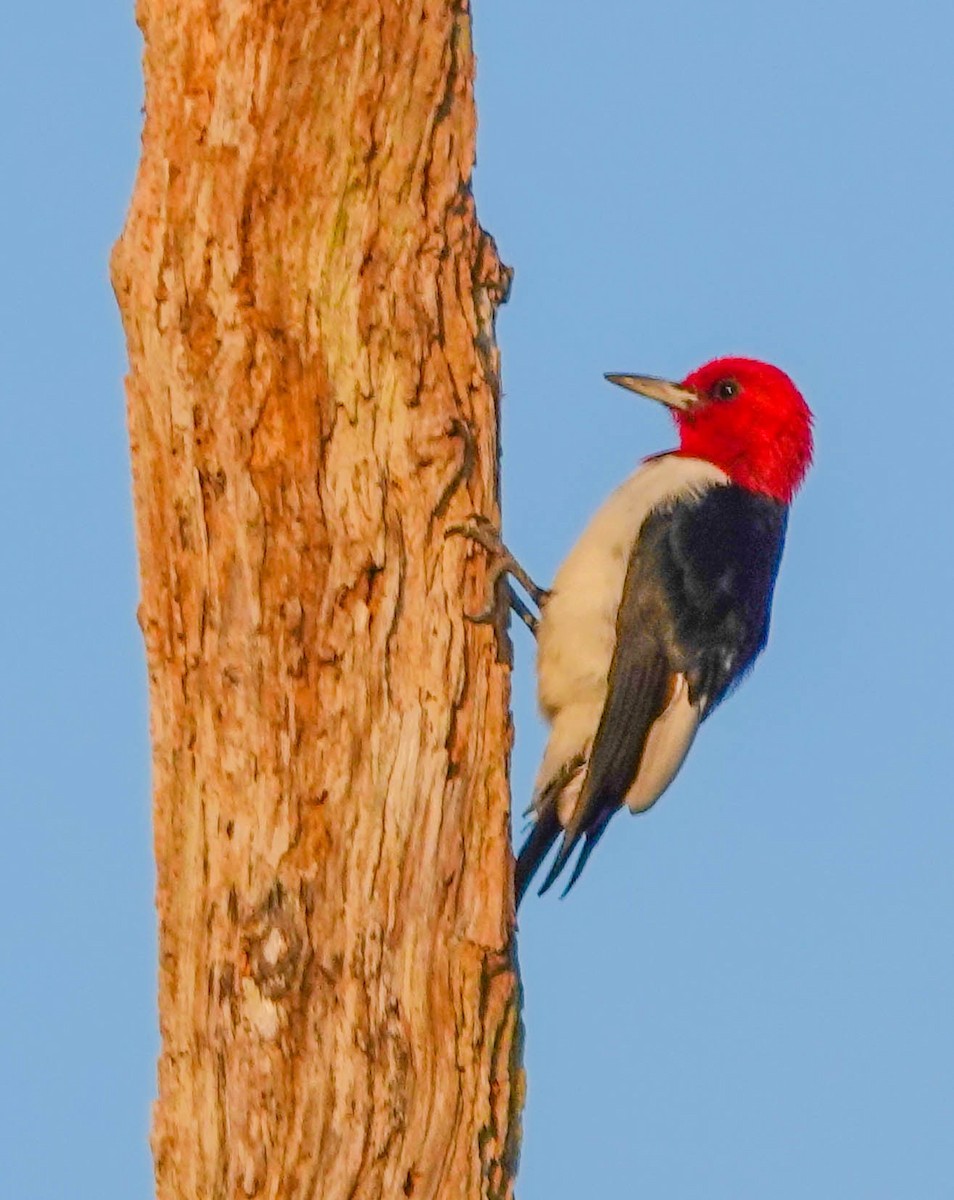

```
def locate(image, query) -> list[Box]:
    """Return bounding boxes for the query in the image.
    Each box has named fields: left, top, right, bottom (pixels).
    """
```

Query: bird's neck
left=675, top=427, right=808, bottom=505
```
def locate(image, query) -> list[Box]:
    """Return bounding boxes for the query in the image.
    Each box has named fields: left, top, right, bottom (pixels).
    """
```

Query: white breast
left=533, top=454, right=728, bottom=806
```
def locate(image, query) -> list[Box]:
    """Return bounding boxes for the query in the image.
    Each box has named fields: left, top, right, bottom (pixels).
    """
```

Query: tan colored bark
left=111, top=1, right=521, bottom=1197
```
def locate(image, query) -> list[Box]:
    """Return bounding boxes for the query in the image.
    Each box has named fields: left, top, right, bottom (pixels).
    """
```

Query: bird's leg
left=446, top=515, right=550, bottom=638
left=505, top=586, right=541, bottom=636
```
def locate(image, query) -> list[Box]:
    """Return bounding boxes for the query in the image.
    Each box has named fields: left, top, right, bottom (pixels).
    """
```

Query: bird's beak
left=604, top=373, right=701, bottom=413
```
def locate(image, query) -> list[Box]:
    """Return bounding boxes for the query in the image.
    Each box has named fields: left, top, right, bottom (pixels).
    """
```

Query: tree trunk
left=111, top=2, right=521, bottom=1197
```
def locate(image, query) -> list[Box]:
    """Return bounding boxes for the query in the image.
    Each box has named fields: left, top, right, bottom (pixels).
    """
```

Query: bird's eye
left=712, top=379, right=738, bottom=401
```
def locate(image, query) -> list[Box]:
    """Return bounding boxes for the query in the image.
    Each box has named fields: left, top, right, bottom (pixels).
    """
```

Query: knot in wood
left=244, top=887, right=307, bottom=1001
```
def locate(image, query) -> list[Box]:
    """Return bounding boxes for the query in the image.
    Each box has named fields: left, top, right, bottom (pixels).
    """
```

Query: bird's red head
left=676, top=358, right=813, bottom=503
left=606, top=357, right=814, bottom=504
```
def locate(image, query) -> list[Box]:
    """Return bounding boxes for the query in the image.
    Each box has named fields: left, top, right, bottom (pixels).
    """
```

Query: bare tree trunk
left=111, top=2, right=521, bottom=1197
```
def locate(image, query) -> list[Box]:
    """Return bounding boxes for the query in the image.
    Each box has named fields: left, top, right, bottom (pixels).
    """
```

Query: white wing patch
left=624, top=673, right=702, bottom=813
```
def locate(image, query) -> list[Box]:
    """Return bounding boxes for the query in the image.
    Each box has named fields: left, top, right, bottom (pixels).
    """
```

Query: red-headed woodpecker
left=454, top=356, right=813, bottom=903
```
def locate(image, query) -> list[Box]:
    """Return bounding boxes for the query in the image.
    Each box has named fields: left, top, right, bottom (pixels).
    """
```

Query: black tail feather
left=559, top=814, right=612, bottom=897
left=516, top=807, right=616, bottom=902
left=514, top=806, right=562, bottom=906
left=537, top=827, right=582, bottom=896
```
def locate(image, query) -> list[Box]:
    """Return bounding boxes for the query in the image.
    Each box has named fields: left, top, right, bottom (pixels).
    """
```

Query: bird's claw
left=445, top=514, right=504, bottom=562
left=446, top=517, right=549, bottom=641
left=446, top=516, right=550, bottom=623
left=463, top=589, right=501, bottom=628
left=445, top=518, right=513, bottom=660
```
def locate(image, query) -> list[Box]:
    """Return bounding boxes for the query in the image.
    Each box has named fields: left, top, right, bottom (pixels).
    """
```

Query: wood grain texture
left=111, top=2, right=522, bottom=1196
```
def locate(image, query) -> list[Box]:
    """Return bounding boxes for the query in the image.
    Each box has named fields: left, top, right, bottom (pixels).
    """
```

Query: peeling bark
left=111, top=2, right=521, bottom=1196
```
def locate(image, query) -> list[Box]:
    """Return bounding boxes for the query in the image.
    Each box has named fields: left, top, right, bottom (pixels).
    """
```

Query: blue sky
left=3, top=2, right=953, bottom=1197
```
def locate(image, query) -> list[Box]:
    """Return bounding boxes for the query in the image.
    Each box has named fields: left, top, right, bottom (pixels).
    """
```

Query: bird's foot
left=446, top=515, right=549, bottom=637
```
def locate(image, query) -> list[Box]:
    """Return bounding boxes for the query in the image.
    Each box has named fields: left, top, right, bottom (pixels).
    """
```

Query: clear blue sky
left=3, top=2, right=953, bottom=1197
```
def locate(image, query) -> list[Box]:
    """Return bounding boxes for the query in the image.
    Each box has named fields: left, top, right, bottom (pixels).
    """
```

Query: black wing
left=529, top=484, right=788, bottom=898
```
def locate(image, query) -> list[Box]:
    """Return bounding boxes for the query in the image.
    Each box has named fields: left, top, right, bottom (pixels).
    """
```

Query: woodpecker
left=454, top=356, right=813, bottom=903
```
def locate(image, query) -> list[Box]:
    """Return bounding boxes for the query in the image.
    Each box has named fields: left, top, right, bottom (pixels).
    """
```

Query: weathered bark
left=111, top=2, right=521, bottom=1197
